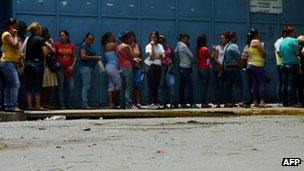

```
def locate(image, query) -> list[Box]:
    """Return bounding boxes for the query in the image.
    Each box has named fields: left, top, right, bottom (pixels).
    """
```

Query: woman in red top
left=117, top=31, right=134, bottom=109
left=53, top=30, right=76, bottom=109
left=196, top=34, right=211, bottom=108
left=130, top=32, right=144, bottom=109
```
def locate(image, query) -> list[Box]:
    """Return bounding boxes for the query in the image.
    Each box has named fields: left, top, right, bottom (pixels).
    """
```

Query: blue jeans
left=240, top=68, right=251, bottom=103
left=121, top=67, right=134, bottom=108
left=281, top=65, right=298, bottom=107
left=0, top=61, right=20, bottom=109
left=80, top=66, right=94, bottom=107
left=198, top=68, right=210, bottom=104
left=277, top=65, right=283, bottom=103
left=179, top=67, right=194, bottom=105
left=147, top=64, right=161, bottom=105
left=57, top=68, right=74, bottom=107
left=211, top=70, right=224, bottom=104
left=224, top=66, right=242, bottom=104
left=160, top=65, right=175, bottom=105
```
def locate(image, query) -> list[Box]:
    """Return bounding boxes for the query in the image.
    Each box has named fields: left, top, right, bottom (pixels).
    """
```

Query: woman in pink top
left=159, top=34, right=177, bottom=108
left=196, top=34, right=211, bottom=108
left=117, top=31, right=134, bottom=109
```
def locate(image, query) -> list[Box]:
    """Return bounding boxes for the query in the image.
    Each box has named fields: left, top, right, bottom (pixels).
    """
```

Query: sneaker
left=277, top=103, right=283, bottom=107
left=81, top=106, right=91, bottom=110
left=171, top=104, right=179, bottom=109
left=148, top=104, right=159, bottom=110
left=5, top=107, right=23, bottom=112
left=201, top=103, right=212, bottom=108
left=180, top=104, right=188, bottom=108
left=163, top=104, right=170, bottom=109
left=190, top=104, right=198, bottom=108
left=136, top=103, right=145, bottom=109
left=239, top=102, right=251, bottom=108
left=224, top=103, right=237, bottom=108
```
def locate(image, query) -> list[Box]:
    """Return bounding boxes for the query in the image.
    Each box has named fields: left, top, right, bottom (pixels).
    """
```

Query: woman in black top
left=24, top=22, right=48, bottom=110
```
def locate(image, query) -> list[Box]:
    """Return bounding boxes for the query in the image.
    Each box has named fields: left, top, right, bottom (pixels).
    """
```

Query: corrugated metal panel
left=9, top=0, right=304, bottom=106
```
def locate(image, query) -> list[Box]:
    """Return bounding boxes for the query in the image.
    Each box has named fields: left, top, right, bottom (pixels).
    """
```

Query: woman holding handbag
left=24, top=22, right=48, bottom=111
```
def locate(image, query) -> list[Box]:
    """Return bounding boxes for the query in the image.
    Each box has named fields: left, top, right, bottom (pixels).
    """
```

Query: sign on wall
left=250, top=0, right=282, bottom=14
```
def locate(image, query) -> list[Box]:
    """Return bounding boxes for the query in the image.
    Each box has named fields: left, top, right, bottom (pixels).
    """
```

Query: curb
left=1, top=107, right=304, bottom=121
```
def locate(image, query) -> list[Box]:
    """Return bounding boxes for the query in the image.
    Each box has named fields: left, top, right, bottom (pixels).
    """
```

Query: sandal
left=259, top=104, right=271, bottom=108
left=35, top=106, right=46, bottom=111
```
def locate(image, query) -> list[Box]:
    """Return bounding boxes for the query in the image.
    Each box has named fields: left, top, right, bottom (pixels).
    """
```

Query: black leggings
left=147, top=64, right=161, bottom=104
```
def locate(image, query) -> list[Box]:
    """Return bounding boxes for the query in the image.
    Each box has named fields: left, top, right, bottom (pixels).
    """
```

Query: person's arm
left=181, top=44, right=193, bottom=59
left=4, top=33, right=19, bottom=48
left=148, top=43, right=156, bottom=60
left=80, top=48, right=99, bottom=61
left=69, top=50, right=77, bottom=71
left=45, top=41, right=55, bottom=53
left=157, top=44, right=165, bottom=59
left=42, top=46, right=49, bottom=57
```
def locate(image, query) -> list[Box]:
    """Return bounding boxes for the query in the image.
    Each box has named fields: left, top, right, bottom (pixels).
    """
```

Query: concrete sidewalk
left=0, top=116, right=303, bottom=170
left=1, top=104, right=304, bottom=121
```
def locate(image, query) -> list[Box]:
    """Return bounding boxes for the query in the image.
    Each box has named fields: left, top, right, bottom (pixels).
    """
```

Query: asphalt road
left=0, top=116, right=303, bottom=171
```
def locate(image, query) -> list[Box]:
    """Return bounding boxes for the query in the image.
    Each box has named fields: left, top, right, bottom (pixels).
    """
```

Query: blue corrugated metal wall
left=0, top=1, right=12, bottom=26
left=9, top=0, right=304, bottom=106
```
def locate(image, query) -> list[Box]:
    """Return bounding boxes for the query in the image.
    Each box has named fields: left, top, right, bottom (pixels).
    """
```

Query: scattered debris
left=83, top=128, right=91, bottom=131
left=187, top=120, right=199, bottom=124
left=45, top=115, right=66, bottom=121
left=156, top=150, right=165, bottom=155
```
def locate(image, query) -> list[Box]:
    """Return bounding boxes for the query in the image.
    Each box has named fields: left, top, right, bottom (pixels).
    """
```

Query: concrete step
left=1, top=106, right=304, bottom=121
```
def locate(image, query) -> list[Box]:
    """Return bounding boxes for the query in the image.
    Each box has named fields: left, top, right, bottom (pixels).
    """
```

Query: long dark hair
left=82, top=32, right=94, bottom=44
left=281, top=26, right=287, bottom=38
left=42, top=27, right=50, bottom=40
left=196, top=34, right=207, bottom=55
left=120, top=31, right=133, bottom=43
left=59, top=30, right=70, bottom=43
left=149, top=31, right=160, bottom=44
left=285, top=25, right=296, bottom=37
left=177, top=33, right=189, bottom=41
left=101, top=32, right=114, bottom=47
left=246, top=28, right=258, bottom=45
left=4, top=18, right=18, bottom=30
left=223, top=31, right=231, bottom=42
left=18, top=21, right=27, bottom=42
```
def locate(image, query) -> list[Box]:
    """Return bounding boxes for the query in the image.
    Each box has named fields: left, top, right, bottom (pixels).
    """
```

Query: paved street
left=0, top=116, right=303, bottom=171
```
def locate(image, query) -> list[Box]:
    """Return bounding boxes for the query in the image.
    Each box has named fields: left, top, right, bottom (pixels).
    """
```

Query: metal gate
left=9, top=0, right=304, bottom=106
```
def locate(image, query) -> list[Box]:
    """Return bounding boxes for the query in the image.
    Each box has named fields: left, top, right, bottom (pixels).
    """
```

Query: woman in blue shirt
left=279, top=26, right=302, bottom=107
left=79, top=33, right=101, bottom=109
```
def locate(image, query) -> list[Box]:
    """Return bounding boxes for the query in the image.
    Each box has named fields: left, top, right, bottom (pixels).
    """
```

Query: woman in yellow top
left=0, top=18, right=22, bottom=112
left=246, top=28, right=267, bottom=107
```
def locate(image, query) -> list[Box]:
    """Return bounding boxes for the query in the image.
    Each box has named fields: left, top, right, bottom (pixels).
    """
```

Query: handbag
left=26, top=59, right=43, bottom=72
left=46, top=54, right=60, bottom=72
left=96, top=60, right=106, bottom=73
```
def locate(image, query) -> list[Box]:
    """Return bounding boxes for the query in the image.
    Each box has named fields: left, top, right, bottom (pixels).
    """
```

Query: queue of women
left=1, top=18, right=304, bottom=111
